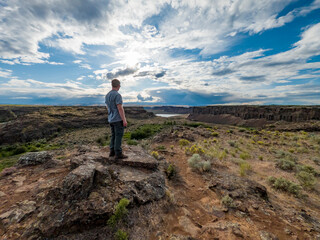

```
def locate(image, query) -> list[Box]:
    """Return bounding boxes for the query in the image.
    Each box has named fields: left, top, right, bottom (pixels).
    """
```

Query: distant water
left=155, top=113, right=183, bottom=117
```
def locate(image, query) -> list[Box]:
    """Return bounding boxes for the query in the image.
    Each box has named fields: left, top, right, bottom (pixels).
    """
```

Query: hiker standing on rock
left=105, top=79, right=128, bottom=160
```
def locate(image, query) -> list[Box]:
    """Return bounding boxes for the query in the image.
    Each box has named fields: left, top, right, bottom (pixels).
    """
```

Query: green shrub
left=151, top=151, right=159, bottom=159
left=221, top=195, right=234, bottom=208
left=0, top=156, right=19, bottom=172
left=96, top=137, right=107, bottom=146
left=211, top=131, right=219, bottom=137
left=228, top=141, right=237, bottom=147
left=239, top=161, right=252, bottom=176
left=297, top=165, right=317, bottom=175
left=115, top=229, right=129, bottom=240
left=268, top=176, right=301, bottom=196
left=123, top=132, right=131, bottom=140
left=13, top=146, right=27, bottom=155
left=258, top=156, right=263, bottom=161
left=155, top=145, right=166, bottom=150
left=239, top=152, right=250, bottom=160
left=185, top=144, right=205, bottom=155
left=218, top=150, right=227, bottom=160
left=107, top=198, right=130, bottom=228
left=127, top=139, right=138, bottom=145
left=166, top=164, right=176, bottom=179
left=312, top=157, right=320, bottom=165
left=275, top=150, right=297, bottom=162
left=179, top=139, right=190, bottom=147
left=130, top=124, right=162, bottom=140
left=187, top=154, right=211, bottom=172
left=296, top=147, right=309, bottom=153
left=297, top=171, right=316, bottom=189
left=276, top=159, right=296, bottom=171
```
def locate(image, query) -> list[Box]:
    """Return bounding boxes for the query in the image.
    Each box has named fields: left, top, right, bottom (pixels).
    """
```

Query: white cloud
left=1, top=0, right=319, bottom=64
left=0, top=68, right=13, bottom=78
left=73, top=60, right=92, bottom=69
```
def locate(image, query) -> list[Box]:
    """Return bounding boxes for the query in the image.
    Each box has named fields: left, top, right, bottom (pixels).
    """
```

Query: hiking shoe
left=109, top=150, right=115, bottom=157
left=115, top=153, right=128, bottom=160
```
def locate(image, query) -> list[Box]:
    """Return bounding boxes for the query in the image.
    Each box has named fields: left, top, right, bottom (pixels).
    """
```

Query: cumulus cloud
left=73, top=60, right=92, bottom=69
left=0, top=68, right=12, bottom=78
left=2, top=0, right=319, bottom=64
left=1, top=0, right=320, bottom=105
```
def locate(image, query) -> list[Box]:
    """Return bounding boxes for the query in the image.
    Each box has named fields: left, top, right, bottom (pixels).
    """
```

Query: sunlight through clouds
left=0, top=0, right=319, bottom=105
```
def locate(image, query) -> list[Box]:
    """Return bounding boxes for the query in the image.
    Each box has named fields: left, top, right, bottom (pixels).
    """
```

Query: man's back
left=105, top=90, right=123, bottom=123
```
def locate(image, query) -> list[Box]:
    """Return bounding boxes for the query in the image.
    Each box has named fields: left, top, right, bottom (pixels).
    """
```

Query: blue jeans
left=110, top=121, right=124, bottom=155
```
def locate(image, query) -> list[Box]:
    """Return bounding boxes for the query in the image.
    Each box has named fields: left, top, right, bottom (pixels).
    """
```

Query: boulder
left=17, top=151, right=53, bottom=167
left=60, top=163, right=96, bottom=201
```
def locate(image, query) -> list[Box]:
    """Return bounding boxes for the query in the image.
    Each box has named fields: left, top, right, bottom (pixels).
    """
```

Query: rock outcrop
left=0, top=146, right=166, bottom=239
left=17, top=151, right=53, bottom=167
left=188, top=105, right=320, bottom=123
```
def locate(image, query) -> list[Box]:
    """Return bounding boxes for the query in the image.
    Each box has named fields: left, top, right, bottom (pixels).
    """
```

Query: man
left=105, top=79, right=128, bottom=160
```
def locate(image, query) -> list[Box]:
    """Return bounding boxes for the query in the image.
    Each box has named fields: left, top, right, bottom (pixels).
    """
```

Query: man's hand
left=123, top=119, right=128, bottom=127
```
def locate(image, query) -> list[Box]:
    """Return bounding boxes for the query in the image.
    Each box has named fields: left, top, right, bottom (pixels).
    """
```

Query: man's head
left=111, top=79, right=121, bottom=90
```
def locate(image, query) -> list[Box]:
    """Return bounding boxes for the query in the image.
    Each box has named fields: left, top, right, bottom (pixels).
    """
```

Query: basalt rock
left=188, top=105, right=320, bottom=125
left=0, top=147, right=166, bottom=239
left=17, top=151, right=53, bottom=167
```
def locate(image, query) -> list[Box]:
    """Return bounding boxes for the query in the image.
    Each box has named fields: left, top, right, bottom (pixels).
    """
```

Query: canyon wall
left=188, top=105, right=320, bottom=123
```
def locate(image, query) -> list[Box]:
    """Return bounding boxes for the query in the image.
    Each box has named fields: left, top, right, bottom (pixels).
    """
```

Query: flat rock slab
left=117, top=147, right=158, bottom=170
left=118, top=167, right=151, bottom=182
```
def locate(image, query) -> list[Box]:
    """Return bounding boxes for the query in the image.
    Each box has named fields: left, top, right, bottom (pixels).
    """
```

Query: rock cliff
left=188, top=105, right=320, bottom=126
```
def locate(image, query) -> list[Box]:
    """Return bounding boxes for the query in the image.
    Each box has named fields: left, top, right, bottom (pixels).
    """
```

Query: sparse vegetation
left=127, top=139, right=138, bottom=145
left=151, top=151, right=159, bottom=159
left=276, top=158, right=296, bottom=171
left=107, top=198, right=130, bottom=228
left=221, top=195, right=235, bottom=208
left=297, top=171, right=316, bottom=189
left=115, top=229, right=129, bottom=240
left=211, top=131, right=219, bottom=137
left=239, top=161, right=252, bottom=176
left=179, top=139, right=190, bottom=147
left=129, top=124, right=163, bottom=140
left=187, top=154, right=211, bottom=172
left=312, top=157, right=320, bottom=165
left=268, top=176, right=301, bottom=197
left=239, top=152, right=250, bottom=160
left=228, top=141, right=237, bottom=147
left=155, top=145, right=166, bottom=151
left=166, top=163, right=177, bottom=179
left=0, top=140, right=63, bottom=160
left=185, top=144, right=205, bottom=155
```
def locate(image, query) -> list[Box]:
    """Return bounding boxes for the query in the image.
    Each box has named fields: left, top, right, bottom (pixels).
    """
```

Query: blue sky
left=0, top=0, right=320, bottom=106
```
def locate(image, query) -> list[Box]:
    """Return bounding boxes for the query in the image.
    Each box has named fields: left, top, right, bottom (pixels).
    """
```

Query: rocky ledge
left=0, top=146, right=166, bottom=239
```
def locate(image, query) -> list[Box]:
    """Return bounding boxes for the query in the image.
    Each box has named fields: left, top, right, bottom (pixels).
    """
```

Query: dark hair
left=111, top=79, right=120, bottom=87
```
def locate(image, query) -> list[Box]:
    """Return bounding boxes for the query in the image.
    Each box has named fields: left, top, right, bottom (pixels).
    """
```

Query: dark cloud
left=212, top=68, right=235, bottom=76
left=134, top=70, right=166, bottom=79
left=134, top=71, right=150, bottom=77
left=240, top=75, right=265, bottom=82
left=147, top=88, right=240, bottom=106
left=106, top=66, right=138, bottom=79
left=137, top=94, right=153, bottom=101
left=155, top=71, right=166, bottom=78
left=263, top=60, right=298, bottom=67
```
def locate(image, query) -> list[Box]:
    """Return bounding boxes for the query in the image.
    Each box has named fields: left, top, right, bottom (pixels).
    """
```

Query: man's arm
left=117, top=104, right=127, bottom=127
